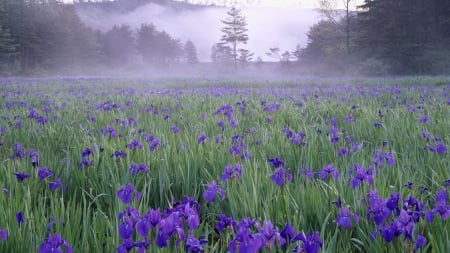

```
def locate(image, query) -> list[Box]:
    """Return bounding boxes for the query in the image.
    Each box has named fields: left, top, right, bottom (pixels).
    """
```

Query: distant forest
left=0, top=0, right=449, bottom=76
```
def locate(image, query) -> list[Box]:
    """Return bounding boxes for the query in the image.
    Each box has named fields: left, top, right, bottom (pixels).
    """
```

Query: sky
left=64, top=0, right=364, bottom=9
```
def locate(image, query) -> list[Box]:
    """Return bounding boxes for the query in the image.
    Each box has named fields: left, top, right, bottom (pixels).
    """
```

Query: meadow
left=0, top=77, right=449, bottom=253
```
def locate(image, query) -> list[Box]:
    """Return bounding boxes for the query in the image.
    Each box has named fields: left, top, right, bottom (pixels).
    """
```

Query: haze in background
left=76, top=3, right=321, bottom=61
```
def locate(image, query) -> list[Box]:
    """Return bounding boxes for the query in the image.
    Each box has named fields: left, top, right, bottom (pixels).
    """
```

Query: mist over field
left=75, top=3, right=320, bottom=62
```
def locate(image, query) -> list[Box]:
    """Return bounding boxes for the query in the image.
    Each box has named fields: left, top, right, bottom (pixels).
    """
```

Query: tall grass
left=0, top=77, right=449, bottom=252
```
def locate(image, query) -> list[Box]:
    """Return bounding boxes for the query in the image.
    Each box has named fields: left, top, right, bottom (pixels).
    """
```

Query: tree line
left=300, top=0, right=450, bottom=75
left=0, top=0, right=198, bottom=75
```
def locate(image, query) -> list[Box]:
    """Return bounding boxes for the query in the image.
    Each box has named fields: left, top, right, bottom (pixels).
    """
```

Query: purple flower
left=117, top=184, right=141, bottom=204
left=2, top=185, right=8, bottom=195
left=197, top=134, right=208, bottom=144
left=270, top=167, right=293, bottom=187
left=81, top=147, right=93, bottom=158
left=344, top=114, right=354, bottom=122
left=335, top=207, right=360, bottom=229
left=12, top=142, right=25, bottom=159
left=0, top=229, right=8, bottom=241
left=126, top=139, right=143, bottom=150
left=185, top=234, right=208, bottom=253
left=149, top=138, right=161, bottom=151
left=111, top=150, right=127, bottom=159
left=118, top=219, right=134, bottom=240
left=349, top=164, right=374, bottom=189
left=202, top=181, right=225, bottom=202
left=39, top=233, right=72, bottom=253
left=298, top=167, right=314, bottom=181
left=416, top=234, right=427, bottom=249
left=319, top=164, right=339, bottom=180
left=14, top=172, right=31, bottom=182
left=170, top=125, right=180, bottom=134
left=337, top=147, right=350, bottom=157
left=267, top=157, right=284, bottom=169
left=129, top=163, right=150, bottom=175
left=49, top=178, right=66, bottom=191
left=263, top=103, right=281, bottom=112
left=16, top=212, right=23, bottom=226
left=37, top=167, right=54, bottom=181
left=28, top=149, right=39, bottom=167
left=292, top=231, right=322, bottom=253
left=374, top=121, right=383, bottom=128
left=221, top=164, right=243, bottom=182
left=216, top=214, right=237, bottom=232
left=280, top=223, right=296, bottom=243
left=426, top=188, right=450, bottom=223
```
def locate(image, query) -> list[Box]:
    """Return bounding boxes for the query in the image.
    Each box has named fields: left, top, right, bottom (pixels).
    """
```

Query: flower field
left=0, top=77, right=449, bottom=252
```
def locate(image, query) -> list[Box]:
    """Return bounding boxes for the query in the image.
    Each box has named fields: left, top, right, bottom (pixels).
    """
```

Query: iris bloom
left=335, top=207, right=360, bottom=229
left=185, top=234, right=208, bottom=253
left=292, top=231, right=322, bottom=253
left=319, top=164, right=339, bottom=180
left=14, top=172, right=31, bottom=182
left=197, top=134, right=208, bottom=144
left=221, top=164, right=243, bottom=182
left=37, top=167, right=54, bottom=181
left=117, top=184, right=141, bottom=204
left=39, top=233, right=72, bottom=253
left=0, top=229, right=8, bottom=241
left=202, top=181, right=225, bottom=202
left=129, top=163, right=150, bottom=175
left=270, top=167, right=293, bottom=187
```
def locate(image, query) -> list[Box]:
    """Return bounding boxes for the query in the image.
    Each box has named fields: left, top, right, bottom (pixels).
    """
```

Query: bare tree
left=318, top=0, right=352, bottom=54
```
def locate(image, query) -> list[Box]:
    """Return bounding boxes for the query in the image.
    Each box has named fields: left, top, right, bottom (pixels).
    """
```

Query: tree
left=318, top=0, right=353, bottom=54
left=0, top=24, right=19, bottom=72
left=219, top=7, right=250, bottom=69
left=211, top=42, right=232, bottom=64
left=184, top=40, right=198, bottom=64
left=136, top=23, right=158, bottom=64
left=100, top=24, right=135, bottom=67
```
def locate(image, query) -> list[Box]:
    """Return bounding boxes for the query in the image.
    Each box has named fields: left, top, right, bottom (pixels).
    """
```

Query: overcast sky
left=64, top=0, right=364, bottom=9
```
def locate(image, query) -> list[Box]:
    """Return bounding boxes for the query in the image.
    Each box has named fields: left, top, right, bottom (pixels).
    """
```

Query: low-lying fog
left=76, top=3, right=321, bottom=61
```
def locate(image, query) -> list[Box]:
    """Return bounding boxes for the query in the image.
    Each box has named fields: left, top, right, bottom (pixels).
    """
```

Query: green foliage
left=0, top=78, right=450, bottom=252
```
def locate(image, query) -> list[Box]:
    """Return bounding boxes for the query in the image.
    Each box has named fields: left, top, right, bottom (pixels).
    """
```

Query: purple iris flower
left=111, top=150, right=127, bottom=159
left=202, top=181, right=225, bottom=202
left=149, top=138, right=160, bottom=151
left=197, top=134, right=208, bottom=144
left=126, top=139, right=143, bottom=150
left=349, top=164, right=374, bottom=189
left=292, top=231, right=322, bottom=253
left=0, top=229, right=7, bottom=241
left=129, top=163, right=150, bottom=175
left=28, top=150, right=39, bottom=167
left=298, top=167, right=314, bottom=181
left=267, top=157, right=284, bottom=169
left=37, top=167, right=54, bottom=181
left=335, top=207, right=360, bottom=229
left=319, top=164, right=339, bottom=180
left=185, top=234, right=208, bottom=253
left=14, top=172, right=31, bottom=182
left=221, top=164, right=243, bottom=182
left=170, top=125, right=180, bottom=134
left=216, top=214, right=237, bottom=232
left=12, top=142, right=25, bottom=159
left=16, top=212, right=23, bottom=226
left=270, top=167, right=293, bottom=187
left=117, top=184, right=141, bottom=204
left=39, top=233, right=72, bottom=253
left=49, top=178, right=66, bottom=191
left=426, top=188, right=450, bottom=223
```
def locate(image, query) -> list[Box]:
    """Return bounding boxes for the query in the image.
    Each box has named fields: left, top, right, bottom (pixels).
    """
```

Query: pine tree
left=184, top=40, right=198, bottom=64
left=219, top=7, right=250, bottom=69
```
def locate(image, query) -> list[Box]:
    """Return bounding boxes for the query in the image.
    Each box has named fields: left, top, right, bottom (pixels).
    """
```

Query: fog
left=76, top=3, right=321, bottom=62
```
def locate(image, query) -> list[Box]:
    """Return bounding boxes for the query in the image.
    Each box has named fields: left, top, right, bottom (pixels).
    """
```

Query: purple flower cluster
left=116, top=192, right=207, bottom=253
